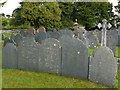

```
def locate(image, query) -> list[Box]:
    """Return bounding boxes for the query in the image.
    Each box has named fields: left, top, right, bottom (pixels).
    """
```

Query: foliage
left=115, top=1, right=120, bottom=28
left=14, top=2, right=62, bottom=30
left=1, top=17, right=9, bottom=26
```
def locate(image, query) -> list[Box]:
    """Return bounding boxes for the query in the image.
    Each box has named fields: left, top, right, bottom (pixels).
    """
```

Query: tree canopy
left=10, top=2, right=115, bottom=30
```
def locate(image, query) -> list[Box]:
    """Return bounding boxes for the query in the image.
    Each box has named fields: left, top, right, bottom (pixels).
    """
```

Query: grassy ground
left=1, top=33, right=120, bottom=88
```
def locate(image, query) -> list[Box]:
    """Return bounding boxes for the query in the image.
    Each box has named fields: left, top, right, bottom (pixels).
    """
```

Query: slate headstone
left=4, top=37, right=11, bottom=47
left=59, top=35, right=89, bottom=79
left=47, top=31, right=60, bottom=40
left=2, top=43, right=17, bottom=69
left=14, top=34, right=22, bottom=46
left=18, top=37, right=39, bottom=70
left=86, top=31, right=99, bottom=48
left=89, top=46, right=118, bottom=87
left=35, top=31, right=47, bottom=43
left=10, top=33, right=15, bottom=41
left=38, top=38, right=61, bottom=74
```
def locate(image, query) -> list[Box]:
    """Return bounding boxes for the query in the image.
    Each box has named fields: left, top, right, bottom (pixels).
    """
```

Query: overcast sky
left=0, top=0, right=119, bottom=16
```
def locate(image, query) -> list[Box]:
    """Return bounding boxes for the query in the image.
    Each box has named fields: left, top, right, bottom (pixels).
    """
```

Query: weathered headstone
left=59, top=35, right=89, bottom=79
left=18, top=37, right=39, bottom=70
left=86, top=31, right=99, bottom=48
left=35, top=31, right=47, bottom=43
left=38, top=38, right=61, bottom=74
left=89, top=46, right=118, bottom=87
left=2, top=43, right=17, bottom=69
left=107, top=34, right=116, bottom=55
left=14, top=34, right=22, bottom=46
left=58, top=30, right=73, bottom=38
left=47, top=31, right=60, bottom=40
left=4, top=37, right=11, bottom=47
left=10, top=33, right=16, bottom=41
left=20, top=30, right=28, bottom=37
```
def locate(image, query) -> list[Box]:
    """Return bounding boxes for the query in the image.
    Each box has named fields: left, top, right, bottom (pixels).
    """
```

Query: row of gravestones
left=2, top=35, right=118, bottom=87
left=3, top=30, right=74, bottom=47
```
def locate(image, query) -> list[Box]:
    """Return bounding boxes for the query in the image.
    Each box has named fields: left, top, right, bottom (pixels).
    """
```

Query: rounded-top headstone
left=89, top=46, right=118, bottom=87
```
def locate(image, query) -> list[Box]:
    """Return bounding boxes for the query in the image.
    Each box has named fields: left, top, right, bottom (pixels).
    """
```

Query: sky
left=0, top=0, right=119, bottom=16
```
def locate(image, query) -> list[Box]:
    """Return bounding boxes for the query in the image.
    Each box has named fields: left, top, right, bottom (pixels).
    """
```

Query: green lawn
left=0, top=34, right=120, bottom=88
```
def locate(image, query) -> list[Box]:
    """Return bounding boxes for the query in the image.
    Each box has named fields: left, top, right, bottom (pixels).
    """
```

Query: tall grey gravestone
left=18, top=37, right=39, bottom=71
left=11, top=33, right=16, bottom=41
left=58, top=30, right=73, bottom=38
left=89, top=46, right=118, bottom=87
left=59, top=35, right=89, bottom=79
left=86, top=31, right=99, bottom=48
left=35, top=31, right=47, bottom=44
left=38, top=38, right=61, bottom=74
left=2, top=43, right=17, bottom=69
left=46, top=31, right=60, bottom=40
left=14, top=34, right=22, bottom=46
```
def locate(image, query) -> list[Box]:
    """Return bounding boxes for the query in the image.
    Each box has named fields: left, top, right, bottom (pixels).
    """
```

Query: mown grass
left=2, top=69, right=108, bottom=88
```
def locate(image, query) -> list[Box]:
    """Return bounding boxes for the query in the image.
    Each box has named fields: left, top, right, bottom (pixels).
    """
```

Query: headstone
left=86, top=31, right=99, bottom=48
left=4, top=37, right=11, bottom=47
left=117, top=35, right=120, bottom=46
left=2, top=34, right=5, bottom=40
left=37, top=27, right=46, bottom=32
left=38, top=38, right=61, bottom=74
left=27, top=28, right=36, bottom=35
left=18, top=37, right=39, bottom=70
left=35, top=31, right=47, bottom=43
left=95, top=29, right=102, bottom=43
left=78, top=28, right=89, bottom=47
left=2, top=43, right=17, bottom=69
left=52, top=29, right=57, bottom=32
left=89, top=46, right=118, bottom=87
left=47, top=31, right=60, bottom=40
left=14, top=34, right=22, bottom=46
left=107, top=34, right=116, bottom=55
left=20, top=30, right=28, bottom=37
left=10, top=33, right=15, bottom=41
left=58, top=30, right=73, bottom=38
left=59, top=35, right=89, bottom=79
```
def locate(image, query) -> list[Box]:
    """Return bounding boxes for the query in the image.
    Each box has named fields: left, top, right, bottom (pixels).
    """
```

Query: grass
left=0, top=33, right=120, bottom=88
left=2, top=69, right=108, bottom=88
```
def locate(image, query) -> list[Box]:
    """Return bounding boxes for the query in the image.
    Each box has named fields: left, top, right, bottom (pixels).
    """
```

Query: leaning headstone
left=89, top=46, right=118, bottom=87
left=35, top=31, right=47, bottom=43
left=4, top=37, right=11, bottom=47
left=18, top=37, right=39, bottom=70
left=2, top=43, right=17, bottom=69
left=14, top=34, right=22, bottom=46
left=38, top=38, right=61, bottom=74
left=59, top=35, right=89, bottom=79
left=47, top=31, right=60, bottom=40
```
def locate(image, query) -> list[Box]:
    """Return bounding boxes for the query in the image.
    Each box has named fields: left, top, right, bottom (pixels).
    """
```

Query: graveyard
left=1, top=22, right=120, bottom=88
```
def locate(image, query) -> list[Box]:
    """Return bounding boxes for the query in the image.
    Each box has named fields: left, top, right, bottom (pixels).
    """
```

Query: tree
left=6, top=14, right=10, bottom=18
left=20, top=2, right=62, bottom=30
left=115, top=0, right=120, bottom=28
